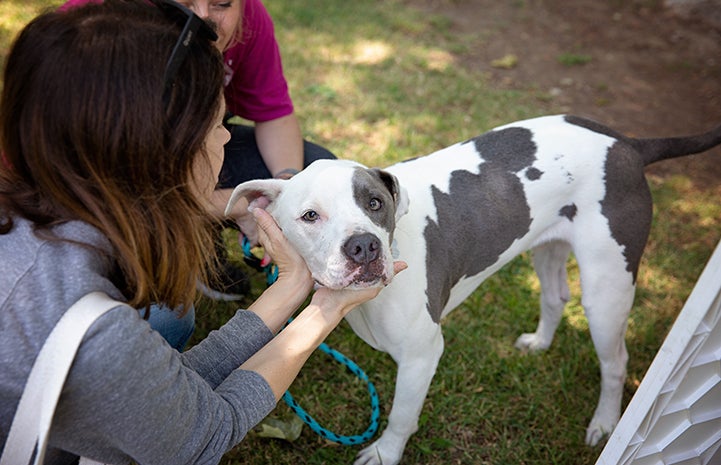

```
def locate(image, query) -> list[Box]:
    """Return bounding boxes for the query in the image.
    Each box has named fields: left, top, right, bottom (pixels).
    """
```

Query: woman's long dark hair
left=0, top=0, right=225, bottom=311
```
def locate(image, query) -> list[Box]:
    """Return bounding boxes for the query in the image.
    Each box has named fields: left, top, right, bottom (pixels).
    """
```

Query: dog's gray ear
left=371, top=168, right=410, bottom=222
left=224, top=179, right=286, bottom=216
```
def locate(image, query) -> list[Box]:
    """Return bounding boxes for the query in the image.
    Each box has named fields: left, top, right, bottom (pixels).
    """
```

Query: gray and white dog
left=226, top=114, right=721, bottom=465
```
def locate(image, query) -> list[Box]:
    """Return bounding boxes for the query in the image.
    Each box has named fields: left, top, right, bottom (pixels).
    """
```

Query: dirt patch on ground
left=404, top=0, right=721, bottom=191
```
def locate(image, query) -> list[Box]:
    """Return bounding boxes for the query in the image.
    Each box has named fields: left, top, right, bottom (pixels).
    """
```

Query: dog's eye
left=301, top=210, right=319, bottom=222
left=369, top=198, right=382, bottom=211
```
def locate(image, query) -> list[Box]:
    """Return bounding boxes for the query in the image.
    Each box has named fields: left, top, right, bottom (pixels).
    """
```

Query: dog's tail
left=631, top=123, right=721, bottom=166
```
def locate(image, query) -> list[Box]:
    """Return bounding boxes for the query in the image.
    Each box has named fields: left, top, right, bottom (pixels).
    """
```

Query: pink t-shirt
left=60, top=0, right=293, bottom=122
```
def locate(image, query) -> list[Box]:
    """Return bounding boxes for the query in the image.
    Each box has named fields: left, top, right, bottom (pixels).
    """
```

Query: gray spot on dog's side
left=352, top=167, right=398, bottom=234
left=424, top=127, right=537, bottom=322
left=526, top=167, right=543, bottom=181
left=600, top=142, right=653, bottom=283
left=559, top=204, right=577, bottom=221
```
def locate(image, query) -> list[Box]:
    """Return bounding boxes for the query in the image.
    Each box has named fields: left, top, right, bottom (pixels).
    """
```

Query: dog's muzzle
left=342, top=233, right=387, bottom=286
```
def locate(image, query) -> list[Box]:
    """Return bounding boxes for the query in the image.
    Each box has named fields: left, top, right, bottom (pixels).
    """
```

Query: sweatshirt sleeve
left=181, top=309, right=274, bottom=388
left=49, top=305, right=277, bottom=465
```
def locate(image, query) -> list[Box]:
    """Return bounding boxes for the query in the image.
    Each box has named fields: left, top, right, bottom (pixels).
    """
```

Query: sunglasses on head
left=153, top=0, right=218, bottom=99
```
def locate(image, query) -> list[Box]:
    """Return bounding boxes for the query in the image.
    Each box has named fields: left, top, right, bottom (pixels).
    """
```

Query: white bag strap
left=1, top=291, right=127, bottom=465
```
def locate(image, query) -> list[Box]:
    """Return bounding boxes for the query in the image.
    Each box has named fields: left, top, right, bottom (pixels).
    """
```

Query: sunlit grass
left=0, top=1, right=62, bottom=78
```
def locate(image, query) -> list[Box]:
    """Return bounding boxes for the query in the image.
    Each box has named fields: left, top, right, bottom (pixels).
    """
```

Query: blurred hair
left=0, top=0, right=225, bottom=311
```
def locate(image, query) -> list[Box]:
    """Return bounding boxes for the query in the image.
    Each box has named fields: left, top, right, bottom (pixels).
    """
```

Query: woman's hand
left=209, top=188, right=261, bottom=245
left=234, top=209, right=260, bottom=247
left=252, top=207, right=312, bottom=289
left=246, top=207, right=313, bottom=333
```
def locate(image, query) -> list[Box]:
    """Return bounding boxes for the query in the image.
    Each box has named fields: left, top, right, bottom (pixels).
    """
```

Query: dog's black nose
left=343, top=233, right=381, bottom=264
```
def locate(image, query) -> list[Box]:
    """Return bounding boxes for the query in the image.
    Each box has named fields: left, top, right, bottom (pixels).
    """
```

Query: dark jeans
left=146, top=304, right=195, bottom=352
left=217, top=123, right=336, bottom=189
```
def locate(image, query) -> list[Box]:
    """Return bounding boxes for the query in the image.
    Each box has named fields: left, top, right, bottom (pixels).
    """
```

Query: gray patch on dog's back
left=352, top=167, right=398, bottom=233
left=526, top=167, right=543, bottom=181
left=423, top=127, right=536, bottom=322
left=565, top=115, right=627, bottom=143
left=559, top=204, right=577, bottom=221
left=600, top=142, right=653, bottom=283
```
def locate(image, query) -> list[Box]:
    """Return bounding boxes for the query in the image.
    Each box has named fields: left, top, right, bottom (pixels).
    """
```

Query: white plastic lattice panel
left=597, top=239, right=721, bottom=465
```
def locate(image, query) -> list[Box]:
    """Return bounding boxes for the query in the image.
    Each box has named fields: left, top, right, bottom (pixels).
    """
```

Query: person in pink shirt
left=62, top=0, right=335, bottom=297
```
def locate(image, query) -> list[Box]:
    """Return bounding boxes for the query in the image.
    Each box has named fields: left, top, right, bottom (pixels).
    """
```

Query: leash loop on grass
left=241, top=236, right=380, bottom=445
left=282, top=341, right=381, bottom=445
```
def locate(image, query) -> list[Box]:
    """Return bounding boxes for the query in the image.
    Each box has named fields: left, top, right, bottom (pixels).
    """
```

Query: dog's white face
left=226, top=159, right=409, bottom=290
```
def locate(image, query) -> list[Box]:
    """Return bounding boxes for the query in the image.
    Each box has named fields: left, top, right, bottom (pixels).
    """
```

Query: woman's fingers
left=252, top=208, right=312, bottom=285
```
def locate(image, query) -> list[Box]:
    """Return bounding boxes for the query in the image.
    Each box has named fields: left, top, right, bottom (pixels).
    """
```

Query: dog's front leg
left=355, top=327, right=444, bottom=465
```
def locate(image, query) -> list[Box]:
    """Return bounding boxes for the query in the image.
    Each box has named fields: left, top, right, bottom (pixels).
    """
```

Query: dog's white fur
left=226, top=114, right=721, bottom=465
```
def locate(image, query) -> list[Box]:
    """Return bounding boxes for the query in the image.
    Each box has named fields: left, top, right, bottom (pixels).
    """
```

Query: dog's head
left=225, top=159, right=409, bottom=289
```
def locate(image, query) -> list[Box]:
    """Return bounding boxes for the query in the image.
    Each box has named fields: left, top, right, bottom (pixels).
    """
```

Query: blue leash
left=241, top=237, right=380, bottom=445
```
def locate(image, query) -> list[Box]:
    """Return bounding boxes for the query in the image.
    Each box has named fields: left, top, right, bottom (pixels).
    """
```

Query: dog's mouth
left=312, top=262, right=389, bottom=290
left=314, top=279, right=384, bottom=290
left=348, top=259, right=390, bottom=287
left=356, top=265, right=386, bottom=283
left=306, top=232, right=393, bottom=290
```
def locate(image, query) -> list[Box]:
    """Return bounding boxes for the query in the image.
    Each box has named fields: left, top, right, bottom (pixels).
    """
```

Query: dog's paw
left=354, top=440, right=402, bottom=465
left=514, top=332, right=551, bottom=352
left=354, top=445, right=382, bottom=465
left=585, top=415, right=616, bottom=446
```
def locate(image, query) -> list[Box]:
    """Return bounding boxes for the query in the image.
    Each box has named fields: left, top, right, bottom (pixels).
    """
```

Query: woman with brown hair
left=0, top=1, right=403, bottom=463
left=61, top=0, right=338, bottom=323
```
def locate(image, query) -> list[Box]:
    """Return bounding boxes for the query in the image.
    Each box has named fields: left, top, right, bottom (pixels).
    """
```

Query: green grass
left=557, top=52, right=593, bottom=66
left=2, top=1, right=719, bottom=464
left=0, top=0, right=62, bottom=81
